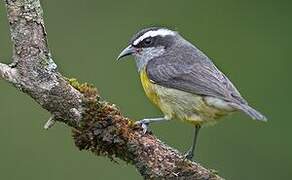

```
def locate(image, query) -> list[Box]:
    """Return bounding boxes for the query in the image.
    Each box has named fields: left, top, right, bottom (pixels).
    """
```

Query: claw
left=184, top=150, right=194, bottom=160
left=134, top=117, right=167, bottom=134
left=141, top=123, right=149, bottom=134
left=135, top=119, right=150, bottom=134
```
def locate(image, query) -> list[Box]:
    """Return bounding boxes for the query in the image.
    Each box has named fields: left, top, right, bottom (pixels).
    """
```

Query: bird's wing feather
left=146, top=44, right=247, bottom=105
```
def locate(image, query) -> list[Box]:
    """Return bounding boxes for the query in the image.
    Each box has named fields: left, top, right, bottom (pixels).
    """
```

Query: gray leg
left=135, top=117, right=168, bottom=134
left=185, top=125, right=201, bottom=160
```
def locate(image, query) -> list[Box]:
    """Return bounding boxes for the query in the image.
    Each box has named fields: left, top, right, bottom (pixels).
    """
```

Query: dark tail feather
left=231, top=103, right=267, bottom=121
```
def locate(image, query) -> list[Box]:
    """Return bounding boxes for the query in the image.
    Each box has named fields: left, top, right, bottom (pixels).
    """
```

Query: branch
left=1, top=0, right=223, bottom=179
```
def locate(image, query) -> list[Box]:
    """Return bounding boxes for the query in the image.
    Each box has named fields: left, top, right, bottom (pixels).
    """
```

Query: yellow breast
left=140, top=68, right=160, bottom=106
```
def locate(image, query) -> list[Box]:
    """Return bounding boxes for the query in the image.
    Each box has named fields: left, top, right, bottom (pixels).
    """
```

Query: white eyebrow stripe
left=133, top=29, right=175, bottom=46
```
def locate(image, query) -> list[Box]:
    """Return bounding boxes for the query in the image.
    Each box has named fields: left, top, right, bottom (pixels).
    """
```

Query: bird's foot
left=184, top=150, right=194, bottom=160
left=135, top=119, right=151, bottom=134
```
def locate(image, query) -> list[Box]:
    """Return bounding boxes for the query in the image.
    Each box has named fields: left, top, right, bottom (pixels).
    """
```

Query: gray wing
left=146, top=44, right=247, bottom=105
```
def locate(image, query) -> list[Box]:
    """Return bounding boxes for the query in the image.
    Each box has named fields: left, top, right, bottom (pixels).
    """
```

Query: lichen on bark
left=0, top=0, right=223, bottom=179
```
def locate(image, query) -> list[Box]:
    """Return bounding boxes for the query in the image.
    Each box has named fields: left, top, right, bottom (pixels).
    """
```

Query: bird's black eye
left=143, top=38, right=153, bottom=46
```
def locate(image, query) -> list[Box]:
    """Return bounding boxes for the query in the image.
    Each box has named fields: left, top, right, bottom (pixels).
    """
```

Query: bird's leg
left=135, top=117, right=168, bottom=134
left=185, top=124, right=201, bottom=160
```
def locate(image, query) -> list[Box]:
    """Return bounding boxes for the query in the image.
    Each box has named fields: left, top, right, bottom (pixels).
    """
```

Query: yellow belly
left=140, top=68, right=232, bottom=126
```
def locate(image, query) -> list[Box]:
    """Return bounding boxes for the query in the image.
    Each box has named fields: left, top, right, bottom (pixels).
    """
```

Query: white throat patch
left=133, top=29, right=175, bottom=46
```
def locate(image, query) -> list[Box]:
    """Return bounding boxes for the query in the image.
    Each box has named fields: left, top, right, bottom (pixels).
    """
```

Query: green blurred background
left=0, top=0, right=291, bottom=179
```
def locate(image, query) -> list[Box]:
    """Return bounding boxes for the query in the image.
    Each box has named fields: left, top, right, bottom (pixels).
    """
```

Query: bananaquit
left=117, top=27, right=267, bottom=159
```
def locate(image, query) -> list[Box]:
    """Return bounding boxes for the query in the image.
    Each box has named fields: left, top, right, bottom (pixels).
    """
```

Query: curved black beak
left=117, top=45, right=136, bottom=60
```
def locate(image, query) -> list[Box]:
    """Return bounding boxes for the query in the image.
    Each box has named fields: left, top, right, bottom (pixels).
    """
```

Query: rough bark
left=0, top=0, right=223, bottom=179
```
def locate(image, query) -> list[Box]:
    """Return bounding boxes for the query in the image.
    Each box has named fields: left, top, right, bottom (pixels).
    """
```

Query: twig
left=0, top=63, right=17, bottom=83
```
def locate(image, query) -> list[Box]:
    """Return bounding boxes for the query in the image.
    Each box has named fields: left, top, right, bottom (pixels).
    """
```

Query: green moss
left=210, top=169, right=219, bottom=175
left=67, top=78, right=98, bottom=97
left=67, top=78, right=80, bottom=89
left=67, top=77, right=135, bottom=163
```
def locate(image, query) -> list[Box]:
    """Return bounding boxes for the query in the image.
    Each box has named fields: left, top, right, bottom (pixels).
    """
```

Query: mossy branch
left=0, top=0, right=223, bottom=179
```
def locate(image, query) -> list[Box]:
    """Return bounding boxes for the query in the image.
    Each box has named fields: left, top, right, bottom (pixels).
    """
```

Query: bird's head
left=117, top=27, right=179, bottom=71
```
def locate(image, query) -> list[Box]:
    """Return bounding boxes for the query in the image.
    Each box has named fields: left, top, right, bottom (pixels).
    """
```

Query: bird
left=117, top=27, right=267, bottom=160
